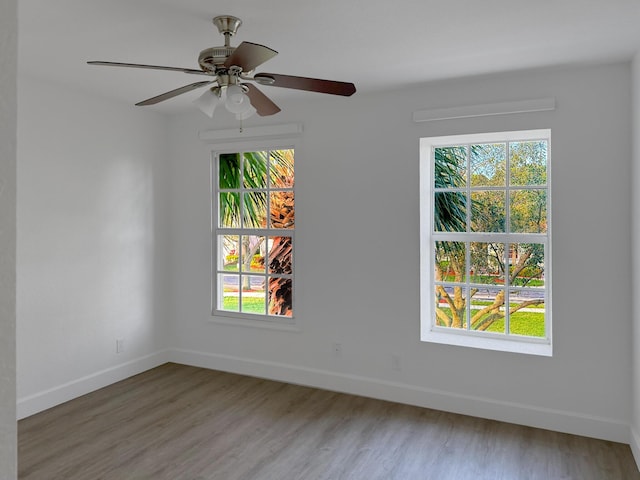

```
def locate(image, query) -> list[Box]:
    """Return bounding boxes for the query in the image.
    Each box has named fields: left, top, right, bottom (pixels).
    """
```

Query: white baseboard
left=17, top=350, right=170, bottom=420
left=631, top=427, right=640, bottom=471
left=169, top=348, right=630, bottom=444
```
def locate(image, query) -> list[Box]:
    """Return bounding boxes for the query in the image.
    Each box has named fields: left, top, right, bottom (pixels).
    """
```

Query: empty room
left=4, top=0, right=640, bottom=478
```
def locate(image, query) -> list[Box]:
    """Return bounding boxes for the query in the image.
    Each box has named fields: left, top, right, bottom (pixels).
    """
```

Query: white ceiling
left=18, top=0, right=640, bottom=114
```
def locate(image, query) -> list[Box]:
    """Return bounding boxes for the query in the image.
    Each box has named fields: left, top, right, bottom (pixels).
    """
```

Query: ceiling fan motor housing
left=198, top=46, right=235, bottom=72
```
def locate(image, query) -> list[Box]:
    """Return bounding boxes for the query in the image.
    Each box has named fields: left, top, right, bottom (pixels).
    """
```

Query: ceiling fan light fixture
left=192, top=87, right=222, bottom=118
left=224, top=85, right=253, bottom=115
left=236, top=104, right=257, bottom=121
left=225, top=84, right=245, bottom=103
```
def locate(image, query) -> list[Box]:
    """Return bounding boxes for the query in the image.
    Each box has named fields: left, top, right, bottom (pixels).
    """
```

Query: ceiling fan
left=88, top=15, right=356, bottom=119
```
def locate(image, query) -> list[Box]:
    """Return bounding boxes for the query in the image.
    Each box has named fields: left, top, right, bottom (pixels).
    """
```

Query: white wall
left=16, top=76, right=171, bottom=417
left=0, top=0, right=17, bottom=476
left=168, top=62, right=633, bottom=442
left=632, top=51, right=640, bottom=463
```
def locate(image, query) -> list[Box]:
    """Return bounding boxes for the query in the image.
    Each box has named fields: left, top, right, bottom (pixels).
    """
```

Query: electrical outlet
left=116, top=338, right=124, bottom=354
left=332, top=342, right=342, bottom=358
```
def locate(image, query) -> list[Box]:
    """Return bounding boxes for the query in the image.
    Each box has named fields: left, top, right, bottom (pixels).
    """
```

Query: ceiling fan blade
left=244, top=84, right=281, bottom=116
left=136, top=81, right=214, bottom=106
left=88, top=61, right=209, bottom=76
left=254, top=73, right=356, bottom=96
left=224, top=42, right=278, bottom=72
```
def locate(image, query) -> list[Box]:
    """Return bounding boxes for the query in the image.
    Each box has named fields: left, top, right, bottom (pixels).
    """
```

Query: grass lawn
left=484, top=311, right=545, bottom=337
left=222, top=295, right=266, bottom=314
left=436, top=306, right=545, bottom=337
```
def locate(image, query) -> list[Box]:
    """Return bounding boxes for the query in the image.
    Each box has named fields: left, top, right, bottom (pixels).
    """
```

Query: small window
left=420, top=130, right=551, bottom=356
left=213, top=147, right=295, bottom=323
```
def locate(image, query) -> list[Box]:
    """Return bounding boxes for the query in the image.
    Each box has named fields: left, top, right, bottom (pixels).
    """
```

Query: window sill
left=210, top=312, right=301, bottom=332
left=421, top=329, right=552, bottom=357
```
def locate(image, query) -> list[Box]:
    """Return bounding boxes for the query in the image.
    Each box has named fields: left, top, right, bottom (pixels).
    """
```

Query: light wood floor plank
left=18, top=363, right=640, bottom=479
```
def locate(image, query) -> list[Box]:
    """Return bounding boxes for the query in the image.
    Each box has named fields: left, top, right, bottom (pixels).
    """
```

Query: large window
left=213, top=147, right=295, bottom=322
left=420, top=130, right=551, bottom=355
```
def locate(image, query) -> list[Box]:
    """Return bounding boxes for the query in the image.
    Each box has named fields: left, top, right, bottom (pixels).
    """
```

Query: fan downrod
left=213, top=15, right=242, bottom=45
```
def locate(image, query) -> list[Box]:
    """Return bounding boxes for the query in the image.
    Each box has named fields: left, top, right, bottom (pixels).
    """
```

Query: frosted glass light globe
left=225, top=85, right=252, bottom=115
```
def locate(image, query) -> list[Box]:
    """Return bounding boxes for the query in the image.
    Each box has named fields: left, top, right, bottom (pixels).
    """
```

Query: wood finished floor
left=19, top=363, right=639, bottom=480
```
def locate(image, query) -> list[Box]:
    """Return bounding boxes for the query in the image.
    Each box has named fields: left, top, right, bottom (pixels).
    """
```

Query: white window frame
left=211, top=138, right=298, bottom=330
left=419, top=129, right=552, bottom=356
